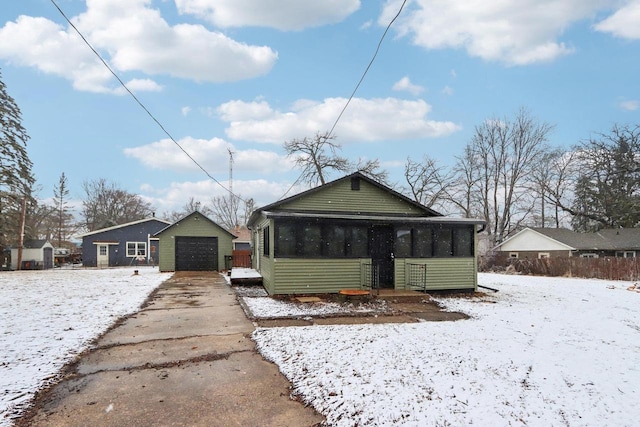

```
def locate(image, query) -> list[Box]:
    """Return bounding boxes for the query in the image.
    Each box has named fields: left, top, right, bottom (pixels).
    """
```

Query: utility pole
left=228, top=148, right=234, bottom=198
left=16, top=197, right=27, bottom=270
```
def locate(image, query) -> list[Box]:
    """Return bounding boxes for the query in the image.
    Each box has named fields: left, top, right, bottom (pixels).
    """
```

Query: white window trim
left=126, top=241, right=147, bottom=257
left=580, top=253, right=598, bottom=258
left=538, top=252, right=550, bottom=259
left=509, top=252, right=519, bottom=259
left=616, top=251, right=636, bottom=258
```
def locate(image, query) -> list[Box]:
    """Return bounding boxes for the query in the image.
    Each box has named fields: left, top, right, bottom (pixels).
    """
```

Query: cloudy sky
left=1, top=0, right=638, bottom=216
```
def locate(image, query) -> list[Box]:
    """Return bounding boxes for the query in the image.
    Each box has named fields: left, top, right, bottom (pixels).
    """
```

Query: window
left=616, top=251, right=636, bottom=258
left=392, top=225, right=473, bottom=258
left=99, top=246, right=107, bottom=256
left=414, top=227, right=433, bottom=258
left=275, top=220, right=370, bottom=258
left=348, top=226, right=369, bottom=257
left=302, top=224, right=322, bottom=256
left=509, top=252, right=519, bottom=259
left=325, top=226, right=346, bottom=258
left=395, top=228, right=412, bottom=258
left=538, top=252, right=550, bottom=259
left=434, top=226, right=453, bottom=257
left=453, top=226, right=473, bottom=257
left=126, top=242, right=146, bottom=257
left=351, top=177, right=360, bottom=190
left=580, top=253, right=598, bottom=258
left=263, top=226, right=270, bottom=256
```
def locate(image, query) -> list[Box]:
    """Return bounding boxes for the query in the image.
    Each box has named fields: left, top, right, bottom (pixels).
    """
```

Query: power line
left=327, top=0, right=407, bottom=138
left=278, top=0, right=408, bottom=200
left=48, top=0, right=246, bottom=203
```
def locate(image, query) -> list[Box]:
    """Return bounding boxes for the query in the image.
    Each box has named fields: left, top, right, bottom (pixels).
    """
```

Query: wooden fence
left=231, top=250, right=252, bottom=268
left=482, top=255, right=640, bottom=281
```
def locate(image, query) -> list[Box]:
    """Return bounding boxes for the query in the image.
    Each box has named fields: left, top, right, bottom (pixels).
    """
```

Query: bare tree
left=462, top=108, right=554, bottom=244
left=164, top=197, right=212, bottom=222
left=447, top=145, right=483, bottom=218
left=403, top=155, right=452, bottom=211
left=353, top=158, right=390, bottom=186
left=210, top=194, right=255, bottom=230
left=529, top=149, right=577, bottom=228
left=284, top=131, right=350, bottom=186
left=81, top=178, right=155, bottom=231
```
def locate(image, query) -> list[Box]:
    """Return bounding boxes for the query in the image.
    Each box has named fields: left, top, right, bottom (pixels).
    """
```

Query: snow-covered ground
left=3, top=270, right=640, bottom=426
left=242, top=296, right=388, bottom=319
left=253, top=273, right=640, bottom=426
left=0, top=267, right=171, bottom=425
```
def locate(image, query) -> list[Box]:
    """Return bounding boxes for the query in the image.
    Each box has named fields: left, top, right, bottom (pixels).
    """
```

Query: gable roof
left=230, top=225, right=251, bottom=242
left=249, top=172, right=442, bottom=225
left=155, top=211, right=238, bottom=238
left=498, top=227, right=640, bottom=251
left=78, top=217, right=171, bottom=238
left=11, top=239, right=53, bottom=249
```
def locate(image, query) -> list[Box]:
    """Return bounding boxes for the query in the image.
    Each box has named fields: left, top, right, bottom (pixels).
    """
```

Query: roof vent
left=351, top=177, right=360, bottom=191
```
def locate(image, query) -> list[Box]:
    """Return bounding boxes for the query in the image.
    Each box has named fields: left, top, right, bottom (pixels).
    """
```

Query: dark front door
left=371, top=225, right=394, bottom=288
left=175, top=236, right=218, bottom=271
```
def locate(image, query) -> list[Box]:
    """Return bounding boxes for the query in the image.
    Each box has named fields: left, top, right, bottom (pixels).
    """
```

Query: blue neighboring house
left=79, top=217, right=171, bottom=267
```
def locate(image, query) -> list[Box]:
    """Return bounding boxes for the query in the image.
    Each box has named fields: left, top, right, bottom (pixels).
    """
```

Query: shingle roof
left=531, top=227, right=640, bottom=251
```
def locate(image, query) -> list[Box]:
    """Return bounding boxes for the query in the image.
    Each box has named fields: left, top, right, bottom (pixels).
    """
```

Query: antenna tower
left=228, top=148, right=234, bottom=198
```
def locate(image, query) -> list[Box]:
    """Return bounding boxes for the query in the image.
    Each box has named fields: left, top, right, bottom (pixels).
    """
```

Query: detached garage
left=155, top=211, right=236, bottom=272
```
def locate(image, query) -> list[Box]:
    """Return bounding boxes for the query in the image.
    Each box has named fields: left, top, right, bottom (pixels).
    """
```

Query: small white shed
left=10, top=240, right=55, bottom=270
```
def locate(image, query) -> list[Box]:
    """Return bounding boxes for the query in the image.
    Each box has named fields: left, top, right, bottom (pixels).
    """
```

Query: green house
left=247, top=172, right=485, bottom=295
left=156, top=211, right=236, bottom=272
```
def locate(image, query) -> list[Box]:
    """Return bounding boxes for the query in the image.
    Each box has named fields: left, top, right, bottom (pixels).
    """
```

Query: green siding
left=396, top=258, right=477, bottom=291
left=272, top=258, right=366, bottom=294
left=253, top=216, right=274, bottom=294
left=279, top=179, right=427, bottom=215
left=158, top=214, right=234, bottom=272
left=249, top=176, right=481, bottom=295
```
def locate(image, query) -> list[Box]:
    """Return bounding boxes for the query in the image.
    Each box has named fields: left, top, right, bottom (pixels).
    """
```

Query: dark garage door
left=175, top=236, right=218, bottom=271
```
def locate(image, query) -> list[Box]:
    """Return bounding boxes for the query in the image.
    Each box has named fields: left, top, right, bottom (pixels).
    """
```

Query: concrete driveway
left=17, top=272, right=323, bottom=427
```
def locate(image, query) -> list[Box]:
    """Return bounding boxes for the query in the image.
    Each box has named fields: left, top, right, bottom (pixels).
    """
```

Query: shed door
left=97, top=245, right=109, bottom=268
left=175, top=237, right=218, bottom=271
left=43, top=247, right=53, bottom=269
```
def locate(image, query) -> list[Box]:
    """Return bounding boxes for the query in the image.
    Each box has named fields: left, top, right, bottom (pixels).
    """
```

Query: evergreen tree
left=53, top=172, right=74, bottom=247
left=0, top=69, right=35, bottom=251
left=569, top=124, right=640, bottom=231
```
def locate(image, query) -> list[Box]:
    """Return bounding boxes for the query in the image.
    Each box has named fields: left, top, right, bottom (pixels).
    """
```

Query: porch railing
left=406, top=263, right=427, bottom=292
left=361, top=262, right=379, bottom=291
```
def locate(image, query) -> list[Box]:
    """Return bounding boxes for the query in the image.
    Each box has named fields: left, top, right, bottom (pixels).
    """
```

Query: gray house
left=156, top=211, right=236, bottom=272
left=10, top=240, right=54, bottom=270
left=496, top=227, right=640, bottom=259
left=247, top=172, right=485, bottom=295
left=79, top=218, right=171, bottom=267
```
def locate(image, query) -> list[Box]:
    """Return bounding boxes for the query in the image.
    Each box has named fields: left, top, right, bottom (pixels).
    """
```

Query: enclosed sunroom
left=247, top=172, right=485, bottom=295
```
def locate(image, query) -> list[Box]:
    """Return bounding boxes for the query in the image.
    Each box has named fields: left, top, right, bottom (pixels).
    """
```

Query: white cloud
left=123, top=137, right=292, bottom=174
left=140, top=178, right=305, bottom=214
left=441, top=86, right=454, bottom=96
left=360, top=20, right=373, bottom=31
left=114, top=78, right=163, bottom=94
left=595, top=1, right=640, bottom=39
left=0, top=0, right=277, bottom=92
left=181, top=106, right=192, bottom=116
left=0, top=15, right=116, bottom=93
left=217, top=97, right=460, bottom=143
left=175, top=0, right=361, bottom=30
left=619, top=100, right=639, bottom=111
left=392, top=76, right=425, bottom=96
left=384, top=0, right=614, bottom=65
